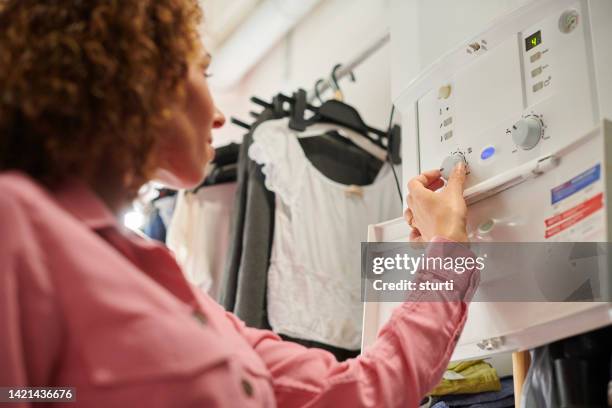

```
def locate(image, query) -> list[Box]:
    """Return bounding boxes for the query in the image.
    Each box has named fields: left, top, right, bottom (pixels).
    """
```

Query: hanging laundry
left=167, top=183, right=236, bottom=300
left=220, top=94, right=401, bottom=360
left=143, top=192, right=177, bottom=243
left=522, top=325, right=612, bottom=407
left=248, top=117, right=401, bottom=350
left=220, top=107, right=283, bottom=331
left=143, top=208, right=167, bottom=242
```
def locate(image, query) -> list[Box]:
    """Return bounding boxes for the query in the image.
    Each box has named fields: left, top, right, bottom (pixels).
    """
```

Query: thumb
left=447, top=162, right=466, bottom=193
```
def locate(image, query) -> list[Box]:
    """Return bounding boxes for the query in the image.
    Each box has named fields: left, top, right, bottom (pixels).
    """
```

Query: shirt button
left=192, top=310, right=207, bottom=325
left=241, top=378, right=254, bottom=398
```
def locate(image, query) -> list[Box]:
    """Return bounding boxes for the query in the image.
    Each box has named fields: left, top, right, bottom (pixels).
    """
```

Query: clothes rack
left=306, top=31, right=390, bottom=103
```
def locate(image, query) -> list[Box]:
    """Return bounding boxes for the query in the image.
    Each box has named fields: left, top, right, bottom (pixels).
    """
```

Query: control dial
left=440, top=152, right=467, bottom=180
left=511, top=116, right=543, bottom=150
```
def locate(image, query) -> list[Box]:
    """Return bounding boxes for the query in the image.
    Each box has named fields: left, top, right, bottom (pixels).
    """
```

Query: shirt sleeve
left=0, top=192, right=63, bottom=401
left=225, top=237, right=480, bottom=408
left=0, top=252, right=30, bottom=405
left=0, top=193, right=30, bottom=392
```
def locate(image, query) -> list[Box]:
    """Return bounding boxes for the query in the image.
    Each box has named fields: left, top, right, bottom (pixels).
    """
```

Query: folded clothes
left=431, top=377, right=514, bottom=408
left=467, top=395, right=514, bottom=408
left=432, top=395, right=514, bottom=408
left=430, top=360, right=501, bottom=396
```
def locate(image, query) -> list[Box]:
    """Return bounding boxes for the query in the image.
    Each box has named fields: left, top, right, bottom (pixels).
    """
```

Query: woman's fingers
left=405, top=166, right=469, bottom=242
left=409, top=227, right=422, bottom=242
left=446, top=162, right=467, bottom=194
left=404, top=208, right=413, bottom=225
left=427, top=178, right=445, bottom=191
left=408, top=169, right=442, bottom=190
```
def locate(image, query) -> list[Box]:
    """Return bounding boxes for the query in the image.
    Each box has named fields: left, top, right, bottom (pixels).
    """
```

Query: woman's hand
left=404, top=163, right=468, bottom=242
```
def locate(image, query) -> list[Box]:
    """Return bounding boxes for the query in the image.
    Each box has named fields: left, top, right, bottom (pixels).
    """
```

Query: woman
left=0, top=1, right=475, bottom=407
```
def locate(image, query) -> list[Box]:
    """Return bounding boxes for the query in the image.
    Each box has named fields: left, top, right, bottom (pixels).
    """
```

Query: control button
left=511, top=116, right=543, bottom=150
left=559, top=10, right=579, bottom=33
left=531, top=66, right=542, bottom=78
left=193, top=310, right=208, bottom=325
left=480, top=146, right=495, bottom=160
left=469, top=42, right=481, bottom=52
left=241, top=378, right=254, bottom=398
left=530, top=52, right=542, bottom=63
left=443, top=117, right=453, bottom=127
left=440, top=153, right=467, bottom=180
left=438, top=85, right=452, bottom=99
left=478, top=219, right=495, bottom=234
left=532, top=81, right=544, bottom=92
left=443, top=130, right=453, bottom=141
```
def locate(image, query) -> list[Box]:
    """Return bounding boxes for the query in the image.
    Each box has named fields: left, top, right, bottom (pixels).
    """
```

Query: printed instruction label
left=545, top=193, right=604, bottom=239
left=551, top=164, right=601, bottom=205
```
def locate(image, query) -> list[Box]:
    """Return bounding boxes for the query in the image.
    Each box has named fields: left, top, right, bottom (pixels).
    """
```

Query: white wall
left=390, top=0, right=531, bottom=101
left=208, top=0, right=394, bottom=146
left=206, top=0, right=532, bottom=144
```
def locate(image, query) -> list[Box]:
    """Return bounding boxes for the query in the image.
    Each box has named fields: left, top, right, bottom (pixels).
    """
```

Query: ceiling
left=198, top=0, right=263, bottom=51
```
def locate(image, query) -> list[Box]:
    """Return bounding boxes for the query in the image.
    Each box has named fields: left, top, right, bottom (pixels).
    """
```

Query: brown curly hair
left=0, top=0, right=203, bottom=188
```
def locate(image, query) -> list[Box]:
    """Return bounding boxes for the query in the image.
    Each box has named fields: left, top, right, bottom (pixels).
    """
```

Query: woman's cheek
left=205, top=142, right=215, bottom=163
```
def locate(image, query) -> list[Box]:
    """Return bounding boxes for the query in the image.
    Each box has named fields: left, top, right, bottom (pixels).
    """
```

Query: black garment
left=220, top=108, right=282, bottom=331
left=201, top=163, right=238, bottom=187
left=220, top=112, right=383, bottom=361
left=279, top=334, right=360, bottom=362
left=523, top=325, right=612, bottom=407
left=193, top=144, right=240, bottom=191
left=213, top=142, right=240, bottom=167
left=298, top=131, right=383, bottom=185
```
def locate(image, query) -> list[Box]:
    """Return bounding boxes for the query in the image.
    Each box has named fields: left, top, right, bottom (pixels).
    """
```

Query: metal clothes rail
left=306, top=31, right=390, bottom=102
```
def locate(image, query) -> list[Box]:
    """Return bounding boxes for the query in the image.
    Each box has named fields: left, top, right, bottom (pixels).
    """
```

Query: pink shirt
left=0, top=172, right=479, bottom=408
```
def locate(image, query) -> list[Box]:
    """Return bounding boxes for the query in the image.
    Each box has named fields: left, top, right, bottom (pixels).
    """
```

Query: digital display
left=525, top=30, right=542, bottom=51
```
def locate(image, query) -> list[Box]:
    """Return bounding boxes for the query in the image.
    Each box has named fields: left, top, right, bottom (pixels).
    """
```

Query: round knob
left=511, top=117, right=542, bottom=150
left=559, top=10, right=579, bottom=33
left=438, top=84, right=452, bottom=99
left=440, top=152, right=467, bottom=180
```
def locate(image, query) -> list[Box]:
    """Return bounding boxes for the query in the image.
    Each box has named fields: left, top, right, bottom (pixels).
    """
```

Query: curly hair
left=0, top=0, right=202, bottom=189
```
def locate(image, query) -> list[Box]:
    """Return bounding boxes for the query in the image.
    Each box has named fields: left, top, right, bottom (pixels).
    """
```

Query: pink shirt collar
left=51, top=179, right=119, bottom=231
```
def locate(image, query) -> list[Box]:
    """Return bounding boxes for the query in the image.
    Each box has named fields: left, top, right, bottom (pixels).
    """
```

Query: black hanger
left=314, top=79, right=326, bottom=105
left=288, top=89, right=308, bottom=131
left=329, top=63, right=355, bottom=102
left=238, top=64, right=401, bottom=161
left=303, top=65, right=387, bottom=149
left=388, top=124, right=402, bottom=165
left=250, top=96, right=273, bottom=109
left=230, top=117, right=251, bottom=130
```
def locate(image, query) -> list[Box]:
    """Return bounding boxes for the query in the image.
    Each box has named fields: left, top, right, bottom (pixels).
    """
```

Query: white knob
left=438, top=84, right=452, bottom=99
left=511, top=117, right=542, bottom=150
left=440, top=152, right=467, bottom=180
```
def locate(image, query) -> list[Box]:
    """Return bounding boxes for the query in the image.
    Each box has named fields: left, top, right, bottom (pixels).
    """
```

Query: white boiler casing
left=363, top=0, right=612, bottom=360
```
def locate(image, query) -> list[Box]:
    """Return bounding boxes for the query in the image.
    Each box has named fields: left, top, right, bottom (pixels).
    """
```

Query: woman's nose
left=213, top=107, right=226, bottom=129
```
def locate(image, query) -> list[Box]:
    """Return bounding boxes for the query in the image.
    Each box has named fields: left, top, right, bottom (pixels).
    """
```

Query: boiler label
left=551, top=164, right=601, bottom=205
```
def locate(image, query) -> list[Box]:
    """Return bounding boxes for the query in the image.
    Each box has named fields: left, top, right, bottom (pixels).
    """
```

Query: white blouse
left=249, top=118, right=402, bottom=349
left=167, top=183, right=236, bottom=299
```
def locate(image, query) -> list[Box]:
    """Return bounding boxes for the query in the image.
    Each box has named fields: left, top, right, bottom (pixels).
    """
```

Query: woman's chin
left=152, top=167, right=207, bottom=190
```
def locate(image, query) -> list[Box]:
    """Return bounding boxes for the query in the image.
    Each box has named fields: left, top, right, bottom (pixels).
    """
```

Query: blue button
left=481, top=146, right=495, bottom=160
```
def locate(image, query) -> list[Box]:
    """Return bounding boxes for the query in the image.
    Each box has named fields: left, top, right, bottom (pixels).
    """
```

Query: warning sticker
left=551, top=164, right=601, bottom=205
left=545, top=193, right=604, bottom=239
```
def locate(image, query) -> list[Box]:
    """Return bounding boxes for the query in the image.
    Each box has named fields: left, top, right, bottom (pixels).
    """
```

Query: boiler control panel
left=395, top=0, right=609, bottom=195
